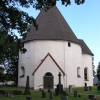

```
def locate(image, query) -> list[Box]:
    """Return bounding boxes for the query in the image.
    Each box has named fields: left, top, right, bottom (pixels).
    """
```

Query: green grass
left=0, top=86, right=100, bottom=100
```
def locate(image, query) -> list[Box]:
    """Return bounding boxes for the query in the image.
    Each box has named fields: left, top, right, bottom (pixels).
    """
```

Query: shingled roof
left=78, top=39, right=94, bottom=56
left=22, top=6, right=79, bottom=43
left=22, top=6, right=93, bottom=56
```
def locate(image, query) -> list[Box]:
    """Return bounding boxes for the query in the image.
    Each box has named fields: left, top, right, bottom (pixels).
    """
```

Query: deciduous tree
left=97, top=62, right=100, bottom=81
left=0, top=0, right=85, bottom=85
left=0, top=29, right=26, bottom=85
left=0, top=0, right=85, bottom=38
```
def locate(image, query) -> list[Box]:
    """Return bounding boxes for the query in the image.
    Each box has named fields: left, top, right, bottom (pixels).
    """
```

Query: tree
left=93, top=65, right=96, bottom=77
left=0, top=0, right=85, bottom=39
left=92, top=56, right=95, bottom=76
left=0, top=29, right=27, bottom=85
left=0, top=66, right=5, bottom=82
left=0, top=66, right=8, bottom=84
left=0, top=0, right=85, bottom=85
left=97, top=62, right=100, bottom=81
left=0, top=66, right=4, bottom=73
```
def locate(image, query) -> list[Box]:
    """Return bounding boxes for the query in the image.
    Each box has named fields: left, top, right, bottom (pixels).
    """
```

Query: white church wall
left=33, top=40, right=84, bottom=88
left=64, top=42, right=83, bottom=87
left=34, top=40, right=65, bottom=70
left=18, top=40, right=65, bottom=88
left=34, top=56, right=64, bottom=89
left=18, top=51, right=26, bottom=87
left=18, top=41, right=35, bottom=87
left=18, top=40, right=93, bottom=88
left=82, top=54, right=93, bottom=86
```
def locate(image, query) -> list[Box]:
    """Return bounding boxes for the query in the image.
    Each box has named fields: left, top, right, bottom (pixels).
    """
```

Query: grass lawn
left=0, top=86, right=100, bottom=100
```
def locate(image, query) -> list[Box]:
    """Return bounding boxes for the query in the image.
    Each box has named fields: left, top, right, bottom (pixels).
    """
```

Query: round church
left=18, top=6, right=94, bottom=89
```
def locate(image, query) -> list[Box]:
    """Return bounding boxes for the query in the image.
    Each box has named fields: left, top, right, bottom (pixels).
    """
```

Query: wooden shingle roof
left=78, top=39, right=94, bottom=56
left=22, top=6, right=79, bottom=44
left=22, top=6, right=93, bottom=56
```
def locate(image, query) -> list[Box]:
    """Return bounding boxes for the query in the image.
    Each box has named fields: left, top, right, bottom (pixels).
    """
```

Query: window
left=77, top=67, right=81, bottom=78
left=45, top=72, right=52, bottom=76
left=22, top=43, right=24, bottom=47
left=84, top=67, right=88, bottom=81
left=68, top=42, right=71, bottom=47
left=20, top=66, right=25, bottom=78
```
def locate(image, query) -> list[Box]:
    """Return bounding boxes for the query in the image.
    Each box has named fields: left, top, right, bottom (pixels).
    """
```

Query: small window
left=77, top=67, right=81, bottom=78
left=81, top=46, right=83, bottom=48
left=68, top=42, right=71, bottom=47
left=84, top=67, right=88, bottom=81
left=20, top=66, right=25, bottom=78
left=22, top=43, right=24, bottom=47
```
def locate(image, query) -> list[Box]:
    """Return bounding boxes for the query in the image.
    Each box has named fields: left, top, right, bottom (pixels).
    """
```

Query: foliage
left=93, top=65, right=96, bottom=77
left=0, top=0, right=38, bottom=37
left=0, top=67, right=5, bottom=82
left=0, top=0, right=85, bottom=85
left=92, top=56, right=94, bottom=66
left=0, top=66, right=4, bottom=73
left=0, top=0, right=85, bottom=38
left=92, top=56, right=95, bottom=76
left=0, top=29, right=27, bottom=84
left=97, top=62, right=100, bottom=81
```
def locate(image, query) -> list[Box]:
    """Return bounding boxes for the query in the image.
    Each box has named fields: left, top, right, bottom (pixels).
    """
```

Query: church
left=18, top=6, right=94, bottom=89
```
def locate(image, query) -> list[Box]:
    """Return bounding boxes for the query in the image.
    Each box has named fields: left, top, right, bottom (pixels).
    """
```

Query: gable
left=32, top=53, right=65, bottom=76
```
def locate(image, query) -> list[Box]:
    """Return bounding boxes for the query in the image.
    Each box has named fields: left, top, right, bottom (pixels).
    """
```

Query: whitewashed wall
left=64, top=42, right=83, bottom=87
left=18, top=40, right=93, bottom=88
left=82, top=54, right=93, bottom=86
left=34, top=56, right=64, bottom=89
left=18, top=41, right=35, bottom=87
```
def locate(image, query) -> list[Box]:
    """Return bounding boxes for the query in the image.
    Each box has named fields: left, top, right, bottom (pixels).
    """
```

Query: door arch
left=43, top=72, right=54, bottom=89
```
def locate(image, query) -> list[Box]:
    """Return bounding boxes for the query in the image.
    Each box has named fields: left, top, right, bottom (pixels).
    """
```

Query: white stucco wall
left=82, top=54, right=93, bottom=86
left=34, top=56, right=64, bottom=89
left=18, top=40, right=93, bottom=88
left=64, top=42, right=83, bottom=87
left=18, top=41, right=35, bottom=87
left=34, top=40, right=65, bottom=70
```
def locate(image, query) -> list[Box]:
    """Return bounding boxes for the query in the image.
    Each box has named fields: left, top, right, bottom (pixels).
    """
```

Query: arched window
left=45, top=72, right=52, bottom=76
left=77, top=67, right=81, bottom=78
left=84, top=67, right=88, bottom=80
left=20, top=66, right=25, bottom=78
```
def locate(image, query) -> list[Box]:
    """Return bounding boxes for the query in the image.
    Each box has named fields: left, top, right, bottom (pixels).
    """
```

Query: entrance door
left=43, top=72, right=54, bottom=89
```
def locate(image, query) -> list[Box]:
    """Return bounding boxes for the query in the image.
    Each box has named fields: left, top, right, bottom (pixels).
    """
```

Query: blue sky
left=19, top=0, right=100, bottom=69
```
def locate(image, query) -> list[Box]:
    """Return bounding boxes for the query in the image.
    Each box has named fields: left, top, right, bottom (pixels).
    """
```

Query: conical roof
left=78, top=39, right=94, bottom=56
left=22, top=6, right=79, bottom=43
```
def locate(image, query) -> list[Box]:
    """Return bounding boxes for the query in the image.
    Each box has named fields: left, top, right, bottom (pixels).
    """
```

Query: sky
left=19, top=0, right=100, bottom=70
